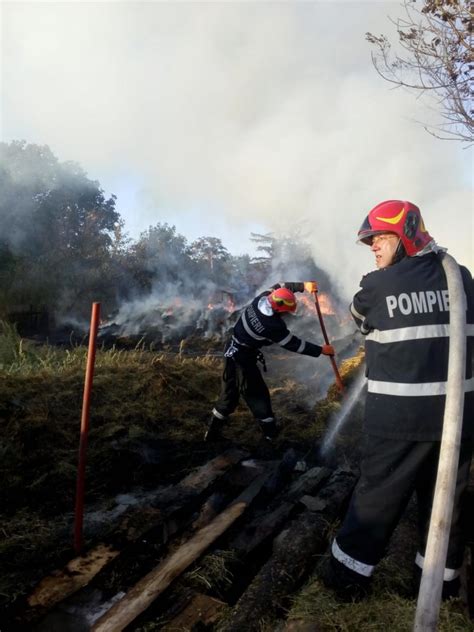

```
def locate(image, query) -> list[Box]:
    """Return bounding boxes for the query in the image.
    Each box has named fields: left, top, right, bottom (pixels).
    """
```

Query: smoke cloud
left=2, top=2, right=472, bottom=300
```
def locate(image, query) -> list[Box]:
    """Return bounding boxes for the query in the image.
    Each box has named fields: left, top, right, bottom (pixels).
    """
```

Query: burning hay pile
left=91, top=286, right=349, bottom=356
left=97, top=291, right=238, bottom=351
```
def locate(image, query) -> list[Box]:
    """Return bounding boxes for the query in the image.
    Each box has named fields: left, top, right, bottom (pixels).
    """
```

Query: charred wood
left=155, top=466, right=332, bottom=625
left=91, top=472, right=272, bottom=632
left=285, top=466, right=333, bottom=502
left=230, top=466, right=331, bottom=555
left=160, top=592, right=227, bottom=630
left=219, top=468, right=357, bottom=632
left=128, top=457, right=302, bottom=628
left=15, top=450, right=247, bottom=627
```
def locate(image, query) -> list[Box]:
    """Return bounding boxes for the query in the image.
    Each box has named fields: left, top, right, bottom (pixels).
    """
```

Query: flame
left=224, top=295, right=236, bottom=312
left=317, top=292, right=336, bottom=316
left=298, top=291, right=336, bottom=316
left=298, top=294, right=315, bottom=311
left=207, top=295, right=235, bottom=313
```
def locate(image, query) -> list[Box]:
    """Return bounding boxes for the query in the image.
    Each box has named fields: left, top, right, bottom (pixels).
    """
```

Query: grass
left=0, top=509, right=71, bottom=605
left=287, top=577, right=472, bottom=631
left=183, top=550, right=238, bottom=596
left=285, top=502, right=473, bottom=632
left=6, top=324, right=440, bottom=632
left=0, top=326, right=364, bottom=510
left=0, top=319, right=181, bottom=374
left=0, top=326, right=229, bottom=610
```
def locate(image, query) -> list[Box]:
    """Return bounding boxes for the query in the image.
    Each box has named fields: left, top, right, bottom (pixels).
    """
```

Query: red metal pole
left=304, top=283, right=344, bottom=393
left=74, top=302, right=101, bottom=554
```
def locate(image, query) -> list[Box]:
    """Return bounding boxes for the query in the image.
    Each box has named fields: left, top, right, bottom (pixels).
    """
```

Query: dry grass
left=183, top=550, right=238, bottom=596
left=286, top=499, right=473, bottom=631
left=287, top=577, right=472, bottom=631
left=0, top=509, right=71, bottom=604
left=0, top=328, right=367, bottom=621
left=0, top=330, right=228, bottom=609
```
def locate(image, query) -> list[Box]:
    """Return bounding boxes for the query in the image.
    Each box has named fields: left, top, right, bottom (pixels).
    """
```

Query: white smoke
left=100, top=278, right=233, bottom=343
left=2, top=2, right=472, bottom=300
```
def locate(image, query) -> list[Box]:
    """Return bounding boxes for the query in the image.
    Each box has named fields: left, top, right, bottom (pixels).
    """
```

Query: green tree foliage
left=0, top=141, right=120, bottom=316
left=250, top=230, right=334, bottom=295
left=0, top=141, right=340, bottom=328
left=189, top=236, right=232, bottom=287
left=189, top=236, right=230, bottom=271
left=0, top=242, right=16, bottom=294
left=230, top=253, right=262, bottom=296
left=366, top=0, right=473, bottom=143
left=248, top=232, right=276, bottom=286
left=126, top=223, right=193, bottom=293
left=250, top=232, right=275, bottom=264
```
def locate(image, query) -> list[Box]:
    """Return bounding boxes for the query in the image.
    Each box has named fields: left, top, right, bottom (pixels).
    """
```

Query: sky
left=1, top=0, right=472, bottom=301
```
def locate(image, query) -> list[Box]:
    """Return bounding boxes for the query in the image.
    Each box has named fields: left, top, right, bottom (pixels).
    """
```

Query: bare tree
left=366, top=0, right=473, bottom=143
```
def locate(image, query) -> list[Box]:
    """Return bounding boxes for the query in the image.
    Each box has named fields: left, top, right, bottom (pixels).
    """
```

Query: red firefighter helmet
left=357, top=200, right=433, bottom=256
left=268, top=287, right=297, bottom=313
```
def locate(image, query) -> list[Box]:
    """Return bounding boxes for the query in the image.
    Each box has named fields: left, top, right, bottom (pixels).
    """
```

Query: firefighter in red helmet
left=320, top=200, right=474, bottom=600
left=357, top=199, right=433, bottom=256
left=205, top=283, right=334, bottom=441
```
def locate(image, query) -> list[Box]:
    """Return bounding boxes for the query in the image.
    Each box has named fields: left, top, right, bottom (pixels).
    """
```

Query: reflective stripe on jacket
left=350, top=253, right=474, bottom=440
left=233, top=291, right=322, bottom=358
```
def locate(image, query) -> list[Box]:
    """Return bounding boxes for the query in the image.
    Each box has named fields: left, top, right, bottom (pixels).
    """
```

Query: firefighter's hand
left=282, top=282, right=305, bottom=293
left=321, top=344, right=335, bottom=356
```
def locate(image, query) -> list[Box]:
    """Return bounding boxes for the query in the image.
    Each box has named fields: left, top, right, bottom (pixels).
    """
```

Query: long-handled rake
left=304, top=281, right=344, bottom=393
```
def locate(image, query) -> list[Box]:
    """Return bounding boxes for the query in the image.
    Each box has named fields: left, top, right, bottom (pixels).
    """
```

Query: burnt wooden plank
left=230, top=467, right=331, bottom=555
left=286, top=466, right=332, bottom=501
left=91, top=472, right=271, bottom=632
left=219, top=468, right=357, bottom=632
left=231, top=501, right=295, bottom=555
left=20, top=449, right=247, bottom=621
left=161, top=592, right=227, bottom=630
left=26, top=544, right=121, bottom=610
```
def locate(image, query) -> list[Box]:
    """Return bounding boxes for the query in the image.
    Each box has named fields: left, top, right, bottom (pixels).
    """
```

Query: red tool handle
left=74, top=302, right=101, bottom=554
left=312, top=291, right=344, bottom=393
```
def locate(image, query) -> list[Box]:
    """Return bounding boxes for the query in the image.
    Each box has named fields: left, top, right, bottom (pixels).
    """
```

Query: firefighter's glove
left=321, top=344, right=335, bottom=357
left=281, top=282, right=305, bottom=293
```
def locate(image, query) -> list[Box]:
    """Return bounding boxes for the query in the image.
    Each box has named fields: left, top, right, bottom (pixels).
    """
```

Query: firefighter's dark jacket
left=232, top=290, right=323, bottom=358
left=350, top=253, right=474, bottom=441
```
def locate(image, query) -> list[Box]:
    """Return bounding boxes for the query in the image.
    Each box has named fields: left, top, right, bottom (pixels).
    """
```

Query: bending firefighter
left=323, top=200, right=474, bottom=600
left=205, top=283, right=334, bottom=441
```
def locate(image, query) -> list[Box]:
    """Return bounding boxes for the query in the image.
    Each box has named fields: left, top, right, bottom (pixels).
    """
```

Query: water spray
left=319, top=368, right=366, bottom=460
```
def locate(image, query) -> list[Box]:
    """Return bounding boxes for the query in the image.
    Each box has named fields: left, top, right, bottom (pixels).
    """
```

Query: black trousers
left=214, top=352, right=274, bottom=422
left=334, top=435, right=473, bottom=575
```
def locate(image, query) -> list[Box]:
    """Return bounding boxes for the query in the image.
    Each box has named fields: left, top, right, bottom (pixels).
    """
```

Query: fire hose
left=414, top=253, right=468, bottom=631
left=304, top=281, right=344, bottom=393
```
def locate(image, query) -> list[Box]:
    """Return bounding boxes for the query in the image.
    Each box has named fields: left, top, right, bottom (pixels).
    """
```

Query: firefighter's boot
left=258, top=417, right=279, bottom=441
left=318, top=554, right=371, bottom=602
left=204, top=413, right=225, bottom=442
